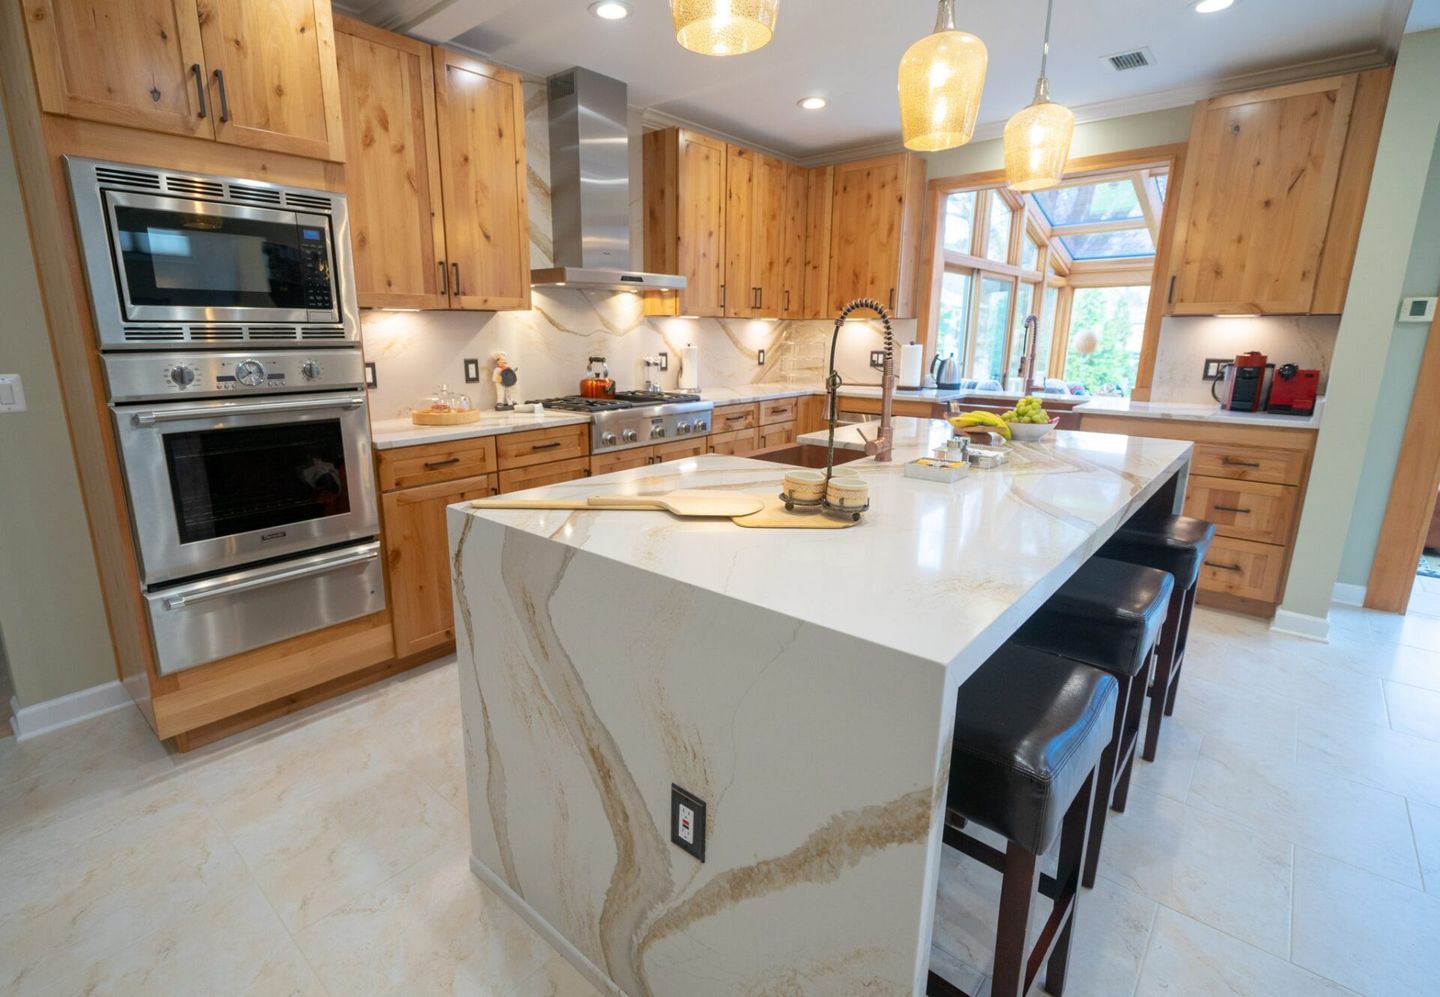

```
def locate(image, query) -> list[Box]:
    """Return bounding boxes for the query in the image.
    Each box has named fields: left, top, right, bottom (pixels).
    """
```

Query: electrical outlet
left=363, top=362, right=378, bottom=388
left=659, top=351, right=669, bottom=371
left=870, top=350, right=886, bottom=370
left=0, top=374, right=26, bottom=413
left=670, top=784, right=706, bottom=862
left=757, top=349, right=766, bottom=366
left=1202, top=358, right=1229, bottom=381
left=463, top=358, right=481, bottom=383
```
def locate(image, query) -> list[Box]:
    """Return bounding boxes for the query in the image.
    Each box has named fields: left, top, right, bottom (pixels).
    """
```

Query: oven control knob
left=300, top=360, right=323, bottom=381
left=622, top=429, right=638, bottom=443
left=600, top=431, right=617, bottom=447
left=167, top=365, right=196, bottom=388
left=235, top=359, right=266, bottom=386
left=652, top=426, right=666, bottom=439
left=675, top=422, right=690, bottom=435
left=694, top=419, right=708, bottom=433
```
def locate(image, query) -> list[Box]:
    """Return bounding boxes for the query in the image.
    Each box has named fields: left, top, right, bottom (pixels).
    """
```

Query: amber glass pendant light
left=672, top=0, right=781, bottom=56
left=1004, top=0, right=1075, bottom=191
left=898, top=0, right=988, bottom=151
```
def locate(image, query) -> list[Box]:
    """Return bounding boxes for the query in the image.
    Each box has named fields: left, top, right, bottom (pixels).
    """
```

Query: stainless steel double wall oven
left=67, top=157, right=384, bottom=675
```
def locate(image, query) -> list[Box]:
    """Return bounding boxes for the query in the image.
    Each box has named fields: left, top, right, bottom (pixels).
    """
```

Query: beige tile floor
left=2, top=601, right=1439, bottom=996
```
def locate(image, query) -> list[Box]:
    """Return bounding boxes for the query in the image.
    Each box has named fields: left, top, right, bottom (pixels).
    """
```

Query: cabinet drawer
left=498, top=456, right=591, bottom=494
left=591, top=448, right=653, bottom=476
left=495, top=424, right=589, bottom=470
left=712, top=403, right=758, bottom=432
left=653, top=438, right=706, bottom=462
left=1190, top=443, right=1307, bottom=486
left=707, top=428, right=758, bottom=456
left=759, top=397, right=798, bottom=425
left=1183, top=475, right=1297, bottom=545
left=1197, top=536, right=1285, bottom=604
left=377, top=436, right=498, bottom=491
left=757, top=420, right=797, bottom=451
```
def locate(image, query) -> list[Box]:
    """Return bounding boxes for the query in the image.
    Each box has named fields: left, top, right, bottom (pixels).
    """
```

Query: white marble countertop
left=1070, top=394, right=1324, bottom=429
left=456, top=416, right=1192, bottom=674
left=369, top=411, right=590, bottom=450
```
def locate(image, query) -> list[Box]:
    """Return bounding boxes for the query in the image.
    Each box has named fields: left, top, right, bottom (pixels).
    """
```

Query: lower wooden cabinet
left=498, top=456, right=591, bottom=493
left=654, top=438, right=706, bottom=462
left=591, top=448, right=653, bottom=475
left=1183, top=476, right=1297, bottom=546
left=757, top=420, right=796, bottom=451
left=381, top=473, right=496, bottom=658
left=1198, top=536, right=1285, bottom=604
left=708, top=428, right=758, bottom=456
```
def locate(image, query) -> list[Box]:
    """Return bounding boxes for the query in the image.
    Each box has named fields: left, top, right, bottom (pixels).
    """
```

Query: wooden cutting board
left=731, top=496, right=861, bottom=529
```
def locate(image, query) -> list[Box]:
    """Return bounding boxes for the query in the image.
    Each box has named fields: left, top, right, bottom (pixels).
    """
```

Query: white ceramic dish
left=1007, top=418, right=1059, bottom=441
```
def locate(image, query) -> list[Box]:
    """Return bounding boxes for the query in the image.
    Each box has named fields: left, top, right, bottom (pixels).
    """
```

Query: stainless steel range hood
left=530, top=67, right=686, bottom=293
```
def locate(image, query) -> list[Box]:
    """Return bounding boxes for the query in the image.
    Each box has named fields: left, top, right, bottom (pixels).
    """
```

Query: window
left=1036, top=285, right=1059, bottom=379
left=984, top=191, right=1012, bottom=263
left=1063, top=285, right=1150, bottom=395
left=1034, top=180, right=1144, bottom=227
left=1009, top=282, right=1036, bottom=381
left=1059, top=228, right=1155, bottom=261
left=944, top=191, right=977, bottom=255
left=1020, top=233, right=1041, bottom=271
left=935, top=270, right=972, bottom=365
left=970, top=276, right=1012, bottom=382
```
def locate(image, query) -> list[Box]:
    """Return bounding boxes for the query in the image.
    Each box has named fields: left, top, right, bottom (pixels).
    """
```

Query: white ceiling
left=345, top=0, right=1411, bottom=159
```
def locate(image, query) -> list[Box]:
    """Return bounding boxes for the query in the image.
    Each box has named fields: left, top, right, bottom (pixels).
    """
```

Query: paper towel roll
left=678, top=345, right=700, bottom=391
left=899, top=343, right=924, bottom=389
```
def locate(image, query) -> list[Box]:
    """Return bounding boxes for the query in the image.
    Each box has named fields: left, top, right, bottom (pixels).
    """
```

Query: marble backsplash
left=1147, top=315, right=1340, bottom=404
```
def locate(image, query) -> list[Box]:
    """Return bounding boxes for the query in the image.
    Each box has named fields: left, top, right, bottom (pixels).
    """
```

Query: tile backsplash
left=1147, top=315, right=1339, bottom=404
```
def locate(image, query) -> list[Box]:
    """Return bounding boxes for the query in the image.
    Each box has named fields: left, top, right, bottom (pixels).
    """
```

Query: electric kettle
left=931, top=353, right=961, bottom=391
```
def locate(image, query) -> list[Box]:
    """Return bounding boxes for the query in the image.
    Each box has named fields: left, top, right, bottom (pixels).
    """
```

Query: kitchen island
left=447, top=418, right=1192, bottom=995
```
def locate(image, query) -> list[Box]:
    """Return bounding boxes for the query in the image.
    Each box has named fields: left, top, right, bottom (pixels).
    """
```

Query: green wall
left=1282, top=28, right=1440, bottom=620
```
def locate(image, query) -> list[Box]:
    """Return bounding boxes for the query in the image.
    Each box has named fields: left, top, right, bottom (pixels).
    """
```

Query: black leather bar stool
left=1008, top=557, right=1172, bottom=889
left=1098, top=515, right=1216, bottom=760
left=928, top=644, right=1118, bottom=997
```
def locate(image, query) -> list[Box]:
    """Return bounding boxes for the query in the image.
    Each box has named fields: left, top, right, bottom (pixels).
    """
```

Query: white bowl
left=1007, top=418, right=1058, bottom=441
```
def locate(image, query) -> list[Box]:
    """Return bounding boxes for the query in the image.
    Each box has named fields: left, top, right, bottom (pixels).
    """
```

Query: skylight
left=1034, top=180, right=1144, bottom=227
left=1033, top=171, right=1168, bottom=261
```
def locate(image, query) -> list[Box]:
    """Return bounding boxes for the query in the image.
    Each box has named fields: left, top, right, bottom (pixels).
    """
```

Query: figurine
left=492, top=352, right=518, bottom=411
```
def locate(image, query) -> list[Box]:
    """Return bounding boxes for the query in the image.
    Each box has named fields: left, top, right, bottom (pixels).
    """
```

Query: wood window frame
left=916, top=144, right=1186, bottom=400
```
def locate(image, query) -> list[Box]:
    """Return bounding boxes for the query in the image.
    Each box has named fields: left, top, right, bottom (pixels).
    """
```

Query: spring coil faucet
left=825, top=298, right=896, bottom=466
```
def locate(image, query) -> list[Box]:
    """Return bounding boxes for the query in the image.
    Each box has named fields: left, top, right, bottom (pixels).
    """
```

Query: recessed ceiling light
left=797, top=96, right=827, bottom=111
left=1193, top=0, right=1235, bottom=12
left=590, top=0, right=630, bottom=20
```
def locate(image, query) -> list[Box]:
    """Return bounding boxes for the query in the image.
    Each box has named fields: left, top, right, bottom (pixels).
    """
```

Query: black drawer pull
left=1213, top=504, right=1252, bottom=514
left=531, top=441, right=563, bottom=451
left=423, top=457, right=461, bottom=469
left=192, top=64, right=208, bottom=118
left=452, top=262, right=461, bottom=296
left=213, top=69, right=231, bottom=123
left=725, top=413, right=748, bottom=422
left=1205, top=560, right=1243, bottom=572
left=438, top=261, right=448, bottom=294
left=1220, top=457, right=1261, bottom=468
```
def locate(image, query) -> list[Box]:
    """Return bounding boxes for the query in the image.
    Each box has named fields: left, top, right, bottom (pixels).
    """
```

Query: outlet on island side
left=670, top=784, right=706, bottom=862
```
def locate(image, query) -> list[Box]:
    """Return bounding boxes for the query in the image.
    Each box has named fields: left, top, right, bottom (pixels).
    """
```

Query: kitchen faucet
left=824, top=298, right=896, bottom=466
left=1017, top=314, right=1040, bottom=394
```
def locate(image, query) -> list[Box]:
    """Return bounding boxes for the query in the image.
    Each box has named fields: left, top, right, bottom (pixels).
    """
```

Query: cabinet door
left=497, top=457, right=591, bottom=494
left=724, top=144, right=756, bottom=318
left=1167, top=76, right=1357, bottom=315
left=382, top=473, right=495, bottom=658
left=591, top=448, right=653, bottom=476
left=335, top=20, right=448, bottom=309
left=829, top=153, right=922, bottom=316
left=803, top=166, right=834, bottom=319
left=21, top=0, right=213, bottom=139
left=653, top=438, right=705, bottom=462
left=780, top=164, right=809, bottom=319
left=198, top=0, right=346, bottom=161
left=433, top=49, right=530, bottom=311
left=750, top=153, right=787, bottom=318
left=676, top=130, right=727, bottom=317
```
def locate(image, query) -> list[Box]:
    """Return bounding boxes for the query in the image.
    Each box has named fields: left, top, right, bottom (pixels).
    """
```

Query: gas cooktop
left=529, top=392, right=713, bottom=453
left=529, top=391, right=702, bottom=412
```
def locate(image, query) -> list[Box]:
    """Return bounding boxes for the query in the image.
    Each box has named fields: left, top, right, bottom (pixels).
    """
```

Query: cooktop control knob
left=601, top=431, right=617, bottom=446
left=676, top=422, right=691, bottom=435
left=694, top=419, right=708, bottom=433
left=167, top=365, right=196, bottom=388
left=300, top=360, right=323, bottom=381
left=651, top=426, right=666, bottom=439
left=235, top=359, right=266, bottom=386
left=622, top=429, right=638, bottom=443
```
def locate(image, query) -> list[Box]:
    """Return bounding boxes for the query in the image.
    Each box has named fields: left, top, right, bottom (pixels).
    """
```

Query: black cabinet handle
left=213, top=69, right=231, bottom=123
left=192, top=64, right=208, bottom=118
left=1168, top=275, right=1177, bottom=304
left=438, top=261, right=448, bottom=295
left=1213, top=504, right=1252, bottom=514
left=1220, top=456, right=1261, bottom=468
left=531, top=441, right=562, bottom=451
left=784, top=289, right=791, bottom=312
left=424, top=457, right=461, bottom=469
left=452, top=263, right=461, bottom=296
left=889, top=287, right=896, bottom=311
left=1205, top=560, right=1243, bottom=572
left=720, top=284, right=726, bottom=309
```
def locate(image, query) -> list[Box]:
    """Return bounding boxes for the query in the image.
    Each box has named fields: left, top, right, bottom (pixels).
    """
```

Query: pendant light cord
left=1035, top=0, right=1056, bottom=100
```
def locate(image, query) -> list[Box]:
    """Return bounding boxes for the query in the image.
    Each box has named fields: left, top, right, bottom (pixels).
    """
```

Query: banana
left=947, top=410, right=1013, bottom=440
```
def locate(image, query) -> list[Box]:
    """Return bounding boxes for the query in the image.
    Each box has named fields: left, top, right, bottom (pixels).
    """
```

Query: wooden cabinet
left=589, top=438, right=707, bottom=476
left=781, top=164, right=809, bottom=318
left=1183, top=476, right=1297, bottom=546
left=757, top=421, right=796, bottom=452
left=654, top=438, right=706, bottom=462
left=334, top=18, right=447, bottom=309
left=712, top=402, right=759, bottom=432
left=1165, top=70, right=1390, bottom=315
left=723, top=146, right=786, bottom=318
left=644, top=128, right=727, bottom=317
left=1198, top=536, right=1285, bottom=605
left=22, top=0, right=346, bottom=159
left=382, top=473, right=494, bottom=658
left=759, top=397, right=798, bottom=425
left=433, top=49, right=530, bottom=311
left=707, top=428, right=758, bottom=457
left=498, top=456, right=590, bottom=493
left=1189, top=442, right=1308, bottom=486
left=829, top=152, right=926, bottom=318
left=377, top=436, right=497, bottom=491
left=803, top=166, right=834, bottom=320
left=495, top=424, right=588, bottom=470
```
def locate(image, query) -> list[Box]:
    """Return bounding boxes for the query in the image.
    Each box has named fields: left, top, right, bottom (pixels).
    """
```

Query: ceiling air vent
left=1104, top=47, right=1154, bottom=72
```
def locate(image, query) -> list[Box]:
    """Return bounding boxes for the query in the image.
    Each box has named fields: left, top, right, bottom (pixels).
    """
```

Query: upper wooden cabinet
left=334, top=17, right=447, bottom=309
left=1165, top=69, right=1391, bottom=316
left=780, top=163, right=809, bottom=319
left=432, top=49, right=531, bottom=311
left=723, top=145, right=787, bottom=318
left=802, top=166, right=834, bottom=320
left=333, top=21, right=531, bottom=311
left=828, top=152, right=926, bottom=318
left=21, top=0, right=346, bottom=160
left=643, top=128, right=727, bottom=317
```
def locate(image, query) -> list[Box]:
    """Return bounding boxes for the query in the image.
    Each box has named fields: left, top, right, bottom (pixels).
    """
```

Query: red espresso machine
left=1267, top=363, right=1321, bottom=415
left=1217, top=351, right=1270, bottom=412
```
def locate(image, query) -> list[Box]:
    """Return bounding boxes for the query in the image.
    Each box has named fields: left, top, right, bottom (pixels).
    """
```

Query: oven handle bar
left=160, top=543, right=380, bottom=611
left=132, top=396, right=365, bottom=425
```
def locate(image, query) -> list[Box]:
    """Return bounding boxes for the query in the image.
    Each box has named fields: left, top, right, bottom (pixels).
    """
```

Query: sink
left=956, top=393, right=1084, bottom=410
left=750, top=445, right=868, bottom=468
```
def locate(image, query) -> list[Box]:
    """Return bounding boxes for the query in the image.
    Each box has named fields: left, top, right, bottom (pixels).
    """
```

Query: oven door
left=146, top=540, right=385, bottom=675
left=103, top=190, right=339, bottom=326
left=111, top=392, right=379, bottom=585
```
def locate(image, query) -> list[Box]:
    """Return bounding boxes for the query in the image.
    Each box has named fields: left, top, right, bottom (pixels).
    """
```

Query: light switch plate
left=363, top=362, right=378, bottom=389
left=0, top=373, right=27, bottom=413
left=1400, top=297, right=1437, bottom=323
left=463, top=358, right=481, bottom=383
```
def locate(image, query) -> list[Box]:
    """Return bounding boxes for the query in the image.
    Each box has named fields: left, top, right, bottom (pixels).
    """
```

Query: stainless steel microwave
left=65, top=156, right=359, bottom=350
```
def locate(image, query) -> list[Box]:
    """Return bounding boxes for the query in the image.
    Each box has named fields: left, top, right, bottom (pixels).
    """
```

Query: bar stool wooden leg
left=1045, top=772, right=1097, bottom=997
left=1163, top=588, right=1196, bottom=717
left=1082, top=683, right=1125, bottom=889
left=1111, top=643, right=1155, bottom=815
left=991, top=843, right=1040, bottom=997
left=1143, top=588, right=1184, bottom=761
